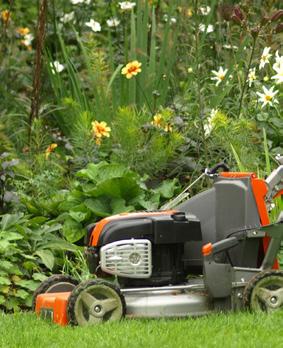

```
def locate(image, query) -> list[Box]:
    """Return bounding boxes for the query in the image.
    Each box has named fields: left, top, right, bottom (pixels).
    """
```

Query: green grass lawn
left=0, top=311, right=282, bottom=348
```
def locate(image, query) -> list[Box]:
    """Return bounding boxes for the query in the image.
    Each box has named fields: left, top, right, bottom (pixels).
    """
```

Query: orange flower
left=121, top=60, right=142, bottom=79
left=1, top=10, right=11, bottom=23
left=91, top=121, right=111, bottom=145
left=45, top=143, right=58, bottom=159
left=16, top=27, right=30, bottom=36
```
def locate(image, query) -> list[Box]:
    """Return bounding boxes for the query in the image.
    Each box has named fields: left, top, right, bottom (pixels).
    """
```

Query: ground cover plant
left=0, top=0, right=282, bottom=322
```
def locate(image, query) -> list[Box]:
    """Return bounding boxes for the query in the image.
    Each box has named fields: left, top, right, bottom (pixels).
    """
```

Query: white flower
left=259, top=47, right=272, bottom=70
left=273, top=51, right=283, bottom=71
left=61, top=12, right=75, bottom=23
left=119, top=2, right=136, bottom=10
left=21, top=33, right=34, bottom=46
left=199, top=24, right=214, bottom=33
left=85, top=19, right=101, bottom=32
left=211, top=67, right=228, bottom=86
left=247, top=68, right=256, bottom=87
left=70, top=0, right=84, bottom=4
left=256, top=86, right=279, bottom=108
left=204, top=109, right=218, bottom=137
left=199, top=6, right=210, bottom=15
left=163, top=14, right=177, bottom=24
left=223, top=44, right=238, bottom=50
left=50, top=61, right=64, bottom=74
left=106, top=17, right=120, bottom=27
left=271, top=64, right=283, bottom=84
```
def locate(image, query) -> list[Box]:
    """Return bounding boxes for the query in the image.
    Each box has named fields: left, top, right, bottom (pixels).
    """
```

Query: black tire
left=32, top=274, right=79, bottom=311
left=243, top=270, right=283, bottom=312
left=67, top=279, right=126, bottom=326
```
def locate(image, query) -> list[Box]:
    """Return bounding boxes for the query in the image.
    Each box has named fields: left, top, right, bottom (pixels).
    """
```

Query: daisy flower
left=199, top=24, right=214, bottom=33
left=91, top=121, right=111, bottom=144
left=61, top=12, right=75, bottom=23
left=259, top=47, right=272, bottom=70
left=85, top=19, right=101, bottom=32
left=211, top=67, right=228, bottom=86
left=256, top=86, right=279, bottom=108
left=271, top=64, right=283, bottom=84
left=50, top=61, right=65, bottom=74
left=119, top=2, right=136, bottom=11
left=247, top=68, right=256, bottom=87
left=106, top=17, right=120, bottom=27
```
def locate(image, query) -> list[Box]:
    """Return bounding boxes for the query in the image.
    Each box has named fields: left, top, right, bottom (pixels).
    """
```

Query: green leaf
left=0, top=261, right=22, bottom=275
left=0, top=213, right=24, bottom=230
left=35, top=250, right=55, bottom=270
left=32, top=273, right=48, bottom=282
left=14, top=289, right=29, bottom=300
left=84, top=198, right=111, bottom=217
left=154, top=179, right=178, bottom=199
left=0, top=240, right=11, bottom=253
left=2, top=232, right=23, bottom=241
left=62, top=218, right=86, bottom=243
left=14, top=279, right=39, bottom=291
left=0, top=276, right=11, bottom=285
left=0, top=295, right=5, bottom=305
left=110, top=198, right=134, bottom=215
left=69, top=211, right=88, bottom=223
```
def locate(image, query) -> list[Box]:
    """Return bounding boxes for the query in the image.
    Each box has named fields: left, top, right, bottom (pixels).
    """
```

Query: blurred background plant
left=0, top=0, right=282, bottom=310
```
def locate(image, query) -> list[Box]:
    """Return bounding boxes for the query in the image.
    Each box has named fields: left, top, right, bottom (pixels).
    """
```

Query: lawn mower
left=33, top=156, right=283, bottom=326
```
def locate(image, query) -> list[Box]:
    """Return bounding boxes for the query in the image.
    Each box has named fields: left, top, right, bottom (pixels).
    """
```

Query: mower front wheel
left=32, top=274, right=79, bottom=310
left=243, top=270, right=283, bottom=313
left=67, top=279, right=126, bottom=326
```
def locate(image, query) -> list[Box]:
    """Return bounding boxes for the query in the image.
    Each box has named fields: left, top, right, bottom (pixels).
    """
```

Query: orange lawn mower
left=33, top=155, right=283, bottom=326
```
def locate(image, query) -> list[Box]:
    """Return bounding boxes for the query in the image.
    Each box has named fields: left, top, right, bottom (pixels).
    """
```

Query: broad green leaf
left=0, top=295, right=5, bottom=304
left=2, top=232, right=24, bottom=241
left=35, top=250, right=55, bottom=270
left=0, top=213, right=24, bottom=230
left=69, top=211, right=88, bottom=223
left=110, top=198, right=134, bottom=215
left=14, top=289, right=29, bottom=299
left=14, top=279, right=39, bottom=291
left=0, top=240, right=11, bottom=253
left=62, top=218, right=85, bottom=243
left=84, top=198, right=111, bottom=217
left=0, top=276, right=11, bottom=285
left=0, top=261, right=22, bottom=275
left=32, top=273, right=48, bottom=282
left=153, top=179, right=178, bottom=199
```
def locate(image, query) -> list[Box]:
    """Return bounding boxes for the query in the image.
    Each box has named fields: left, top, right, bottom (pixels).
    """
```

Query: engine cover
left=100, top=239, right=152, bottom=278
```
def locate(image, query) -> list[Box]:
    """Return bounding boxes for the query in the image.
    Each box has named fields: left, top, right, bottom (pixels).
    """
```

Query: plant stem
left=237, top=36, right=257, bottom=118
left=136, top=79, right=154, bottom=114
left=194, top=0, right=208, bottom=167
left=29, top=0, right=48, bottom=142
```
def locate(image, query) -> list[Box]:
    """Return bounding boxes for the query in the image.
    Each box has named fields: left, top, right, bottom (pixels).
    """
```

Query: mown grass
left=0, top=311, right=282, bottom=348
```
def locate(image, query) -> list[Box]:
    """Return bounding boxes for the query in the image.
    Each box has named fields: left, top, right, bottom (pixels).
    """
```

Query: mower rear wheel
left=67, top=279, right=126, bottom=326
left=32, top=274, right=79, bottom=310
left=243, top=270, right=283, bottom=313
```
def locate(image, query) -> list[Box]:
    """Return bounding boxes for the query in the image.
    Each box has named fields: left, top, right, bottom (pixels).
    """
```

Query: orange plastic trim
left=90, top=210, right=176, bottom=246
left=274, top=189, right=283, bottom=199
left=35, top=292, right=71, bottom=326
left=250, top=177, right=279, bottom=269
left=202, top=243, right=213, bottom=256
left=220, top=172, right=257, bottom=179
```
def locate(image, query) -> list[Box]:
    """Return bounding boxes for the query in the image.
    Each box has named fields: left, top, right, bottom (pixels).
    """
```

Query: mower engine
left=85, top=211, right=202, bottom=287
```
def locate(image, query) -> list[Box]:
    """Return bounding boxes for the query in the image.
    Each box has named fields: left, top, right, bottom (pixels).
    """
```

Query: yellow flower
left=164, top=124, right=173, bottom=133
left=187, top=8, right=193, bottom=17
left=1, top=10, right=10, bottom=23
left=45, top=143, right=58, bottom=159
left=121, top=60, right=142, bottom=79
left=151, top=114, right=163, bottom=128
left=16, top=27, right=30, bottom=36
left=91, top=121, right=111, bottom=144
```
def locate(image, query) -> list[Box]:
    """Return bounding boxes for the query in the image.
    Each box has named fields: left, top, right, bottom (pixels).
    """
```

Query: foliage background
left=0, top=0, right=282, bottom=311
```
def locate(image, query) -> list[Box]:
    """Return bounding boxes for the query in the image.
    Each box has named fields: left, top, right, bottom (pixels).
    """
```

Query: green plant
left=0, top=213, right=76, bottom=311
left=58, top=161, right=179, bottom=243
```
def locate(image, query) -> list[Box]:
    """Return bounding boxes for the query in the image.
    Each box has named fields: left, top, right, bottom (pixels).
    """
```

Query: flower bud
left=233, top=6, right=244, bottom=21
left=271, top=10, right=283, bottom=22
left=250, top=26, right=260, bottom=38
left=260, top=16, right=270, bottom=26
left=231, top=14, right=242, bottom=25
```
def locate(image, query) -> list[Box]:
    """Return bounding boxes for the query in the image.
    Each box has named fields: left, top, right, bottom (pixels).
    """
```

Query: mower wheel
left=243, top=270, right=283, bottom=313
left=32, top=274, right=79, bottom=310
left=67, top=279, right=126, bottom=326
